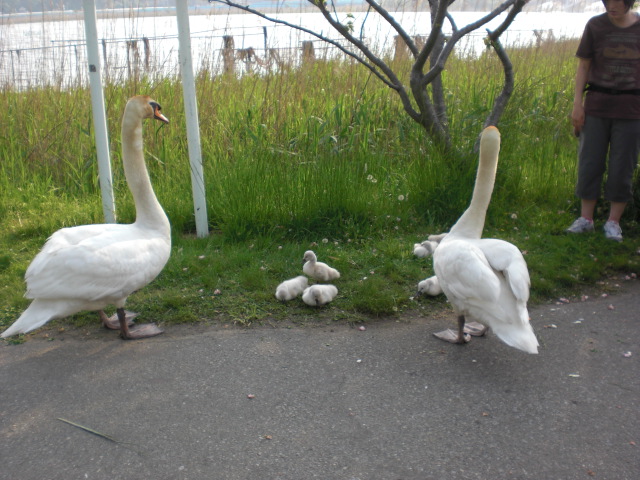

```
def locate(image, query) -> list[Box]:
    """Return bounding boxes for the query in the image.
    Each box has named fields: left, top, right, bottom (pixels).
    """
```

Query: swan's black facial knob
left=150, top=102, right=169, bottom=124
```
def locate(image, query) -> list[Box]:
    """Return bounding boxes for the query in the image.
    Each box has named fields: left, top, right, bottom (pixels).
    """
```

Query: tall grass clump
left=0, top=40, right=585, bottom=241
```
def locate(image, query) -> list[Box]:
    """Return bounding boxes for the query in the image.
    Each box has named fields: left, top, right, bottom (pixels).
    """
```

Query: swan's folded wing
left=25, top=229, right=170, bottom=301
left=434, top=241, right=500, bottom=303
left=476, top=239, right=530, bottom=302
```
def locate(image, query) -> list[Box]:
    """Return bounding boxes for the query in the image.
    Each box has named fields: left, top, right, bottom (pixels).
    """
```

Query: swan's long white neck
left=121, top=106, right=170, bottom=234
left=448, top=127, right=501, bottom=239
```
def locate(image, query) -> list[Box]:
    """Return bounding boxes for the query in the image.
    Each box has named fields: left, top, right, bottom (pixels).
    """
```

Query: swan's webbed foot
left=121, top=323, right=164, bottom=339
left=433, top=329, right=470, bottom=344
left=433, top=315, right=484, bottom=345
left=464, top=322, right=488, bottom=337
left=99, top=310, right=137, bottom=330
left=115, top=308, right=164, bottom=340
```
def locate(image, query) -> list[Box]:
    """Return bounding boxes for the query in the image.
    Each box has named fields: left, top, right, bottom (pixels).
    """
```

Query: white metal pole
left=176, top=1, right=209, bottom=238
left=82, top=0, right=116, bottom=223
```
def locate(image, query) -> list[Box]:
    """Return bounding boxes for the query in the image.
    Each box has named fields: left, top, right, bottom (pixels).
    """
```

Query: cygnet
left=302, top=250, right=340, bottom=282
left=413, top=240, right=438, bottom=258
left=275, top=276, right=309, bottom=301
left=416, top=276, right=443, bottom=296
left=302, top=284, right=338, bottom=306
left=413, top=232, right=447, bottom=258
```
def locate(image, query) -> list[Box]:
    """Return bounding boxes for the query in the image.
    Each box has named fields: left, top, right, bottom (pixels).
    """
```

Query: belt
left=585, top=83, right=640, bottom=96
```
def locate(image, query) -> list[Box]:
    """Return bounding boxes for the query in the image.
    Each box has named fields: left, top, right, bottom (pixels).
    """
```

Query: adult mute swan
left=302, top=250, right=340, bottom=282
left=302, top=284, right=338, bottom=306
left=432, top=126, right=539, bottom=354
left=275, top=276, right=309, bottom=301
left=1, top=96, right=171, bottom=340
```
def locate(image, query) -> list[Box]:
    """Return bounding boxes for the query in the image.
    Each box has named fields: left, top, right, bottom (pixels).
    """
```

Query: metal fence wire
left=0, top=11, right=558, bottom=90
left=0, top=23, right=379, bottom=89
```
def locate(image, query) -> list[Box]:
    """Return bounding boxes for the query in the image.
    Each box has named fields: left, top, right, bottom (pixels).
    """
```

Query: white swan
left=275, top=276, right=309, bottom=301
left=302, top=284, right=338, bottom=306
left=302, top=250, right=340, bottom=282
left=2, top=96, right=171, bottom=340
left=432, top=126, right=538, bottom=354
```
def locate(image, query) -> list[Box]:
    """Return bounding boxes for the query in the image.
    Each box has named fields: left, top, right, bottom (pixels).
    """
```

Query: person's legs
left=608, top=201, right=627, bottom=223
left=605, top=118, right=640, bottom=220
left=601, top=118, right=640, bottom=240
left=567, top=116, right=610, bottom=233
left=576, top=116, right=611, bottom=205
left=580, top=198, right=598, bottom=221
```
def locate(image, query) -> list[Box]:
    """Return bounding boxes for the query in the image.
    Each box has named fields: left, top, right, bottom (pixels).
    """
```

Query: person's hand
left=571, top=103, right=585, bottom=137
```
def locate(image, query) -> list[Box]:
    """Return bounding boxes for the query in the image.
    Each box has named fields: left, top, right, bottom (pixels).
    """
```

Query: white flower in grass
left=322, top=238, right=328, bottom=244
left=398, top=195, right=405, bottom=201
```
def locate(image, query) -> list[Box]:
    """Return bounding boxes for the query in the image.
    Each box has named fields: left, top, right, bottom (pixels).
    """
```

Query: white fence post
left=176, top=1, right=209, bottom=238
left=82, top=0, right=116, bottom=223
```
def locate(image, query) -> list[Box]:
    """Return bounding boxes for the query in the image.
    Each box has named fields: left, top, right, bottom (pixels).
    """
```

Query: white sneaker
left=566, top=217, right=594, bottom=234
left=603, top=221, right=623, bottom=242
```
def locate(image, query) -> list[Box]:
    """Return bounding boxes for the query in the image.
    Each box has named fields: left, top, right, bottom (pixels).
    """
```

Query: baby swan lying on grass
left=302, top=250, right=340, bottom=282
left=275, top=276, right=309, bottom=301
left=302, top=285, right=338, bottom=306
left=413, top=240, right=438, bottom=258
left=413, top=233, right=447, bottom=258
left=416, top=277, right=443, bottom=296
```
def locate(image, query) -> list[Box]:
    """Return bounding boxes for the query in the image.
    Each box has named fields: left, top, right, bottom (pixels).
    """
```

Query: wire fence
left=1, top=23, right=384, bottom=89
left=0, top=9, right=570, bottom=90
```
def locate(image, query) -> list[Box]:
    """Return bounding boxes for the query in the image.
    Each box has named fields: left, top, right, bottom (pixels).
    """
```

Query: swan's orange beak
left=152, top=103, right=169, bottom=124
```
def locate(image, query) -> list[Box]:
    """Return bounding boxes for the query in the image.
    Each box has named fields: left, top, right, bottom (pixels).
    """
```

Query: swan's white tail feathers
left=491, top=322, right=539, bottom=354
left=1, top=300, right=59, bottom=338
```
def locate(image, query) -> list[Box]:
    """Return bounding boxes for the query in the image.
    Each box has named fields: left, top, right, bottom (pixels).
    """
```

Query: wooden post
left=262, top=26, right=267, bottom=52
left=394, top=35, right=409, bottom=61
left=301, top=41, right=315, bottom=64
left=142, top=36, right=151, bottom=70
left=414, top=35, right=426, bottom=51
left=223, top=35, right=235, bottom=75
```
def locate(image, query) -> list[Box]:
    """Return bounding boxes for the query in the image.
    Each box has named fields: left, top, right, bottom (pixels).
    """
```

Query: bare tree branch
left=207, top=0, right=527, bottom=150
left=209, top=0, right=396, bottom=88
left=363, top=0, right=418, bottom=56
left=483, top=0, right=526, bottom=128
left=419, top=0, right=518, bottom=89
left=309, top=1, right=421, bottom=122
left=413, top=0, right=448, bottom=74
left=483, top=34, right=514, bottom=129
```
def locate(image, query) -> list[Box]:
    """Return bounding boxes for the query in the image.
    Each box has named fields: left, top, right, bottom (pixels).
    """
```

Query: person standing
left=567, top=0, right=640, bottom=242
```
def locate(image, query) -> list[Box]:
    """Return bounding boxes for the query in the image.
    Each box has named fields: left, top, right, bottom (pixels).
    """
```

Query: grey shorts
left=576, top=116, right=640, bottom=202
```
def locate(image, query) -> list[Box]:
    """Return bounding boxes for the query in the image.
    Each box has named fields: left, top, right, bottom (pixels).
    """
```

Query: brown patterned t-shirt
left=576, top=13, right=640, bottom=119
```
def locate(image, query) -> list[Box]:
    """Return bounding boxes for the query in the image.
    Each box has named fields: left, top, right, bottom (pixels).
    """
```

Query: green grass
left=1, top=38, right=639, bottom=339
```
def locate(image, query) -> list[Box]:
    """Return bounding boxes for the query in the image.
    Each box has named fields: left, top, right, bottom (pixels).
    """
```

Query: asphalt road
left=1, top=281, right=638, bottom=480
